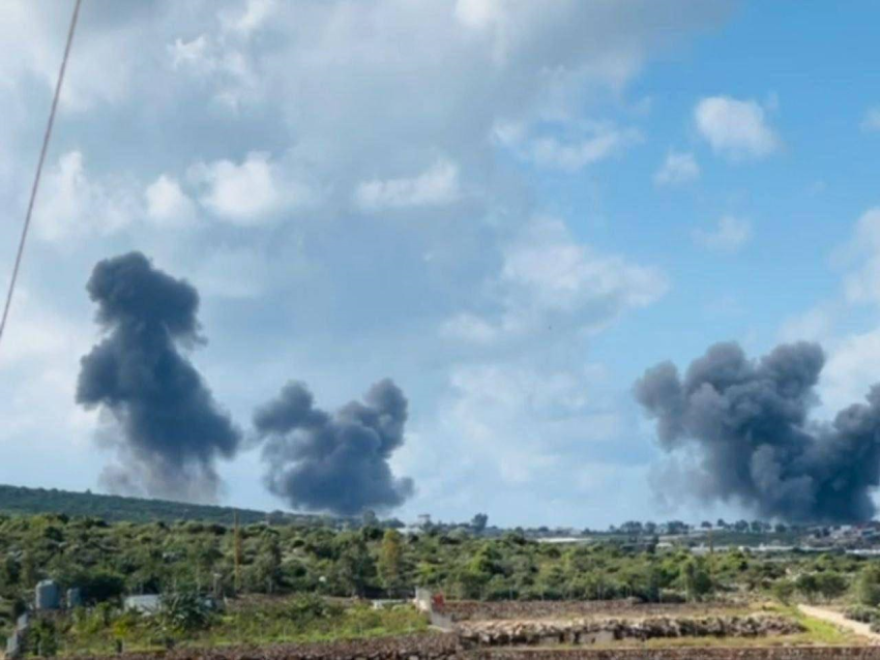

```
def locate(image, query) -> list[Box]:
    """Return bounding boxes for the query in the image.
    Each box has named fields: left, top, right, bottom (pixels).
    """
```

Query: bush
left=156, top=592, right=214, bottom=633
left=771, top=579, right=796, bottom=604
left=844, top=605, right=878, bottom=623
left=286, top=593, right=342, bottom=626
left=854, top=565, right=880, bottom=607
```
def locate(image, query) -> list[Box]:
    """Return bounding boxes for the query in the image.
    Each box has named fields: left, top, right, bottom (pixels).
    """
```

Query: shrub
left=855, top=565, right=880, bottom=607
left=844, top=605, right=878, bottom=623
left=156, top=592, right=214, bottom=633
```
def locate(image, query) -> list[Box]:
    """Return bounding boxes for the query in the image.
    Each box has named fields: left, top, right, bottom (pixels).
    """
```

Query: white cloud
left=189, top=152, right=313, bottom=225
left=654, top=151, right=700, bottom=186
left=440, top=313, right=499, bottom=343
left=495, top=121, right=641, bottom=172
left=0, top=288, right=96, bottom=446
left=0, top=0, right=735, bottom=524
left=693, top=215, right=752, bottom=252
left=694, top=96, right=779, bottom=161
left=443, top=361, right=621, bottom=485
left=221, top=0, right=277, bottom=36
left=502, top=219, right=667, bottom=313
left=861, top=107, right=880, bottom=133
left=841, top=208, right=880, bottom=305
left=454, top=0, right=504, bottom=30
left=787, top=210, right=880, bottom=416
left=820, top=329, right=880, bottom=415
left=169, top=35, right=214, bottom=73
left=445, top=217, right=668, bottom=342
left=145, top=175, right=196, bottom=227
left=779, top=304, right=835, bottom=344
left=354, top=159, right=461, bottom=211
left=33, top=151, right=138, bottom=241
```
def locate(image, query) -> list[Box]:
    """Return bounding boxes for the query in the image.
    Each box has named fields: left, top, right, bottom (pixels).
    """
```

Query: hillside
left=0, top=483, right=331, bottom=526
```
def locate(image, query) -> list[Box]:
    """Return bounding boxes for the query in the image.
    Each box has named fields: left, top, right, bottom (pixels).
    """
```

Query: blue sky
left=2, top=0, right=880, bottom=528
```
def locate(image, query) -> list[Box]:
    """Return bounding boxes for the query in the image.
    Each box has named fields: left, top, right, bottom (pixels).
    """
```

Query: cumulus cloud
left=445, top=217, right=668, bottom=342
left=145, top=175, right=197, bottom=227
left=841, top=208, right=880, bottom=305
left=189, top=152, right=314, bottom=225
left=494, top=121, right=641, bottom=172
left=654, top=151, right=700, bottom=186
left=354, top=159, right=461, bottom=211
left=695, top=96, right=779, bottom=161
left=0, top=0, right=734, bottom=523
left=693, top=215, right=752, bottom=252
left=33, top=151, right=138, bottom=241
left=442, top=360, right=622, bottom=485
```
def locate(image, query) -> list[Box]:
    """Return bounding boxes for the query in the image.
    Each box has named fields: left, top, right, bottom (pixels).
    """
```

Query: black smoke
left=254, top=379, right=415, bottom=515
left=634, top=341, right=880, bottom=523
left=77, top=252, right=240, bottom=502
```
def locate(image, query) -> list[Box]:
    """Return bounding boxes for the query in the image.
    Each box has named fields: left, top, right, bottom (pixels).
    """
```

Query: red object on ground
left=432, top=592, right=446, bottom=609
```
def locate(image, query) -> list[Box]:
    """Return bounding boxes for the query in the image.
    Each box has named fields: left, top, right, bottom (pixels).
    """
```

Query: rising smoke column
left=634, top=341, right=880, bottom=523
left=254, top=379, right=415, bottom=515
left=77, top=252, right=240, bottom=502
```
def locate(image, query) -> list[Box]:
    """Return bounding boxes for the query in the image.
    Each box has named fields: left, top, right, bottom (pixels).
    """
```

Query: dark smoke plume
left=77, top=252, right=240, bottom=502
left=254, top=379, right=415, bottom=515
left=634, top=341, right=880, bottom=523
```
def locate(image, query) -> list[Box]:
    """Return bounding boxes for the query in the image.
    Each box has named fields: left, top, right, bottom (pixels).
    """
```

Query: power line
left=0, top=0, right=83, bottom=351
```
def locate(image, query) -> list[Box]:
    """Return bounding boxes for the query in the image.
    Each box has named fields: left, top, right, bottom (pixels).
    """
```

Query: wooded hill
left=0, top=484, right=331, bottom=526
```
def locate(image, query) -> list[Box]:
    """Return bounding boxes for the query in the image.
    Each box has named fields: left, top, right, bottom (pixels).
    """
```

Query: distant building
left=35, top=580, right=60, bottom=611
left=416, top=514, right=432, bottom=528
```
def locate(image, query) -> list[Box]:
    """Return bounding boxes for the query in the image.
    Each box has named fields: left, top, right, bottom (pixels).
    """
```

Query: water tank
left=35, top=580, right=60, bottom=611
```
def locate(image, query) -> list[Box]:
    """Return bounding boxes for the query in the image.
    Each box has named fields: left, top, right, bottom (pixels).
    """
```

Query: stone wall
left=457, top=615, right=802, bottom=648
left=477, top=649, right=880, bottom=660
left=70, top=643, right=880, bottom=660
left=441, top=600, right=734, bottom=622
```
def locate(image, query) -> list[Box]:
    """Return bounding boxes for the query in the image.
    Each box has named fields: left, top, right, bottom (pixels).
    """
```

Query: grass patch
left=46, top=597, right=429, bottom=657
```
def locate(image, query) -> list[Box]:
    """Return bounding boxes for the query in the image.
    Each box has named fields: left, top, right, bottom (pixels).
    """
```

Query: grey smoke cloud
left=77, top=252, right=241, bottom=502
left=254, top=379, right=414, bottom=515
left=634, top=341, right=880, bottom=523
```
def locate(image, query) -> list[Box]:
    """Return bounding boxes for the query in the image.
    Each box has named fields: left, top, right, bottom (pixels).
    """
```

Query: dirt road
left=798, top=604, right=880, bottom=643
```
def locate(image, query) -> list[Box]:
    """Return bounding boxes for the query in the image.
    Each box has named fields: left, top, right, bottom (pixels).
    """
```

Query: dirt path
left=798, top=604, right=880, bottom=642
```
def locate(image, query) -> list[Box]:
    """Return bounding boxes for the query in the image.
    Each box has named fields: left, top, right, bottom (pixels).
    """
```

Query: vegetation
left=0, top=484, right=337, bottom=526
left=23, top=595, right=427, bottom=656
left=0, top=510, right=877, bottom=653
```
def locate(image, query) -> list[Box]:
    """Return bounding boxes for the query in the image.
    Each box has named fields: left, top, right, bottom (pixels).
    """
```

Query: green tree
left=855, top=565, right=880, bottom=607
left=771, top=579, right=795, bottom=604
left=815, top=571, right=848, bottom=600
left=378, top=530, right=405, bottom=597
left=252, top=532, right=283, bottom=594
left=681, top=557, right=712, bottom=601
left=795, top=573, right=819, bottom=602
left=337, top=538, right=375, bottom=597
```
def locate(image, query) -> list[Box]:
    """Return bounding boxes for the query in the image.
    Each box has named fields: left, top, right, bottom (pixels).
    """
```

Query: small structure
left=124, top=594, right=161, bottom=615
left=414, top=587, right=433, bottom=613
left=67, top=587, right=83, bottom=608
left=35, top=580, right=60, bottom=611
